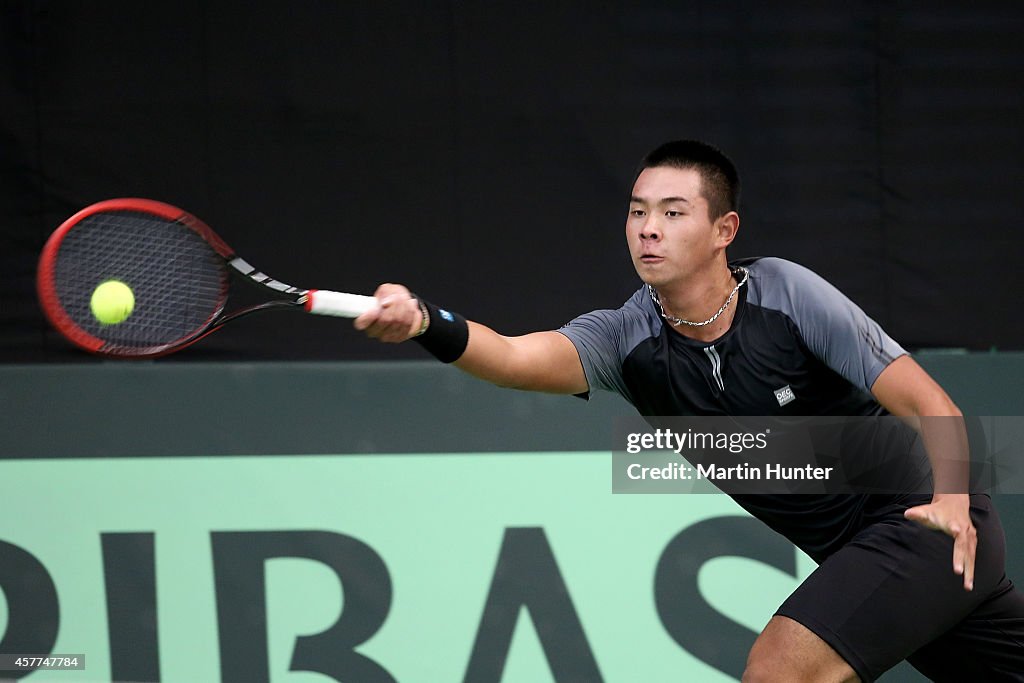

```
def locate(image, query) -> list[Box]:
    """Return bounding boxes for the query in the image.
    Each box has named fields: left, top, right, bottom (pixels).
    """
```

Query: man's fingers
left=954, top=526, right=978, bottom=591
left=904, top=505, right=938, bottom=529
left=353, top=307, right=382, bottom=331
left=906, top=501, right=978, bottom=592
left=354, top=289, right=421, bottom=343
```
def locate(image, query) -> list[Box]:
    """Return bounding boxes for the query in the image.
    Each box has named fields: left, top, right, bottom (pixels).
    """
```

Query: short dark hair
left=636, top=140, right=740, bottom=220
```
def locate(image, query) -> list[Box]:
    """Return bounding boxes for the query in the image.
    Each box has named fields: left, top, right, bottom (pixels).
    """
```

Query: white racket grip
left=305, top=289, right=378, bottom=318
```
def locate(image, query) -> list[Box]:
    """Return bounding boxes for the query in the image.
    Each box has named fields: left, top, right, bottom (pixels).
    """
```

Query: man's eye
left=630, top=209, right=645, bottom=217
left=666, top=211, right=683, bottom=217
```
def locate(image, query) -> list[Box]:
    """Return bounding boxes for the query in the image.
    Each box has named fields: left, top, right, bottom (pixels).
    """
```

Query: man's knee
left=740, top=654, right=779, bottom=683
left=742, top=653, right=858, bottom=683
left=742, top=616, right=860, bottom=683
left=741, top=642, right=800, bottom=683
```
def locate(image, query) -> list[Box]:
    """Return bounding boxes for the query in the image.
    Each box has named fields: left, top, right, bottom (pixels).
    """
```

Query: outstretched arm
left=353, top=283, right=589, bottom=395
left=872, top=355, right=976, bottom=591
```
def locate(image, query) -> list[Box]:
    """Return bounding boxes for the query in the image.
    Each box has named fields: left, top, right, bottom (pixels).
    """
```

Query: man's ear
left=715, top=211, right=740, bottom=248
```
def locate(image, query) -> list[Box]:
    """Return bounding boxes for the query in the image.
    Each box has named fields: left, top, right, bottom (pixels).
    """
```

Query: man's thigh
left=775, top=495, right=1018, bottom=681
left=906, top=562, right=1024, bottom=680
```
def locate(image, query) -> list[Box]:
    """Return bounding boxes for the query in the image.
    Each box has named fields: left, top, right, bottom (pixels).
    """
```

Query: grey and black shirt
left=558, top=256, right=909, bottom=558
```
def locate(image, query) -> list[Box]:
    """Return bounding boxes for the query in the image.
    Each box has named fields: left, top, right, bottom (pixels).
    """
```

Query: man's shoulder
left=736, top=256, right=838, bottom=306
left=560, top=286, right=661, bottom=344
left=735, top=256, right=822, bottom=282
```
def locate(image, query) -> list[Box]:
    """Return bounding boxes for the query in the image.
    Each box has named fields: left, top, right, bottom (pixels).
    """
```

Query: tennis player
left=355, top=140, right=1024, bottom=681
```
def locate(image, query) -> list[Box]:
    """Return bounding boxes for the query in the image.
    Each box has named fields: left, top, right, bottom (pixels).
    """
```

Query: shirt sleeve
left=557, top=307, right=633, bottom=401
left=755, top=258, right=907, bottom=393
left=556, top=288, right=660, bottom=403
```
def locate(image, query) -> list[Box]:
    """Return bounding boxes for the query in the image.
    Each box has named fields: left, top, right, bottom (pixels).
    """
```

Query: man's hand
left=353, top=283, right=423, bottom=343
left=904, top=493, right=977, bottom=591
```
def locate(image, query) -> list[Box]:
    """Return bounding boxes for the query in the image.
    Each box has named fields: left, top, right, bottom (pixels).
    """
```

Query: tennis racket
left=37, top=198, right=378, bottom=358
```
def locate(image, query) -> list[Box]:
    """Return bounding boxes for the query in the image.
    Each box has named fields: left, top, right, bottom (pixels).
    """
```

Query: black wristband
left=413, top=299, right=469, bottom=363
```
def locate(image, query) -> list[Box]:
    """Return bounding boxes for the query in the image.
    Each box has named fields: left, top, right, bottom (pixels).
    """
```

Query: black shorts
left=776, top=494, right=1024, bottom=682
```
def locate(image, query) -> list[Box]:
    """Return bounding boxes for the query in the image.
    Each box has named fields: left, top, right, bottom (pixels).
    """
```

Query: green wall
left=0, top=353, right=1021, bottom=682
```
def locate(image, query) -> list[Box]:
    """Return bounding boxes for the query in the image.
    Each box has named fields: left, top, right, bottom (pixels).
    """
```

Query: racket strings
left=52, top=211, right=228, bottom=349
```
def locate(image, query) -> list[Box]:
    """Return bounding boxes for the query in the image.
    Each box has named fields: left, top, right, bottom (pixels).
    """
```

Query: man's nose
left=640, top=218, right=661, bottom=240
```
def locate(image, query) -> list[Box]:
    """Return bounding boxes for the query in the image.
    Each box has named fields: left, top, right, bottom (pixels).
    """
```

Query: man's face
left=626, top=166, right=721, bottom=288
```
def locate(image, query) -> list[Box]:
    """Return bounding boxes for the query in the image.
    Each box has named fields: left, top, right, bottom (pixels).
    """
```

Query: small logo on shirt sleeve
left=774, top=385, right=796, bottom=407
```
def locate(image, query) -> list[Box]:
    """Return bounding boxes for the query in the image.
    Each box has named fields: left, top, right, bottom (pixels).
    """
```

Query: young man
left=355, top=141, right=1024, bottom=681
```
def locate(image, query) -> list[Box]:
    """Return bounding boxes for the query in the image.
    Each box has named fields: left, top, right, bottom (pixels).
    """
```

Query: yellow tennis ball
left=90, top=280, right=135, bottom=325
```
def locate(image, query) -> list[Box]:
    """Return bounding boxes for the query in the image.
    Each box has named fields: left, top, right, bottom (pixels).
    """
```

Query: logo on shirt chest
left=774, top=385, right=796, bottom=407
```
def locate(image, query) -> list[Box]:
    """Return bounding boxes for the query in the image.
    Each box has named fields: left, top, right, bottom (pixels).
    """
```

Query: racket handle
left=305, top=290, right=378, bottom=318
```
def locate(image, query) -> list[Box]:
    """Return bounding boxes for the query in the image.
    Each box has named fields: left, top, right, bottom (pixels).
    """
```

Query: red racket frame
left=37, top=198, right=235, bottom=357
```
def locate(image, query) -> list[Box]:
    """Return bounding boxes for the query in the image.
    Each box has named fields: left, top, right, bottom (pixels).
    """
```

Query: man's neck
left=655, top=263, right=741, bottom=343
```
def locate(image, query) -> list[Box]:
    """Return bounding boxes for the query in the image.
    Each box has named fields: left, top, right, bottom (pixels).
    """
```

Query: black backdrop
left=3, top=1, right=1022, bottom=361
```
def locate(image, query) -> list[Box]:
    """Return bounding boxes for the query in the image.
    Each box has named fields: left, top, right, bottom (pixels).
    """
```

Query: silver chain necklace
left=648, top=266, right=749, bottom=327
